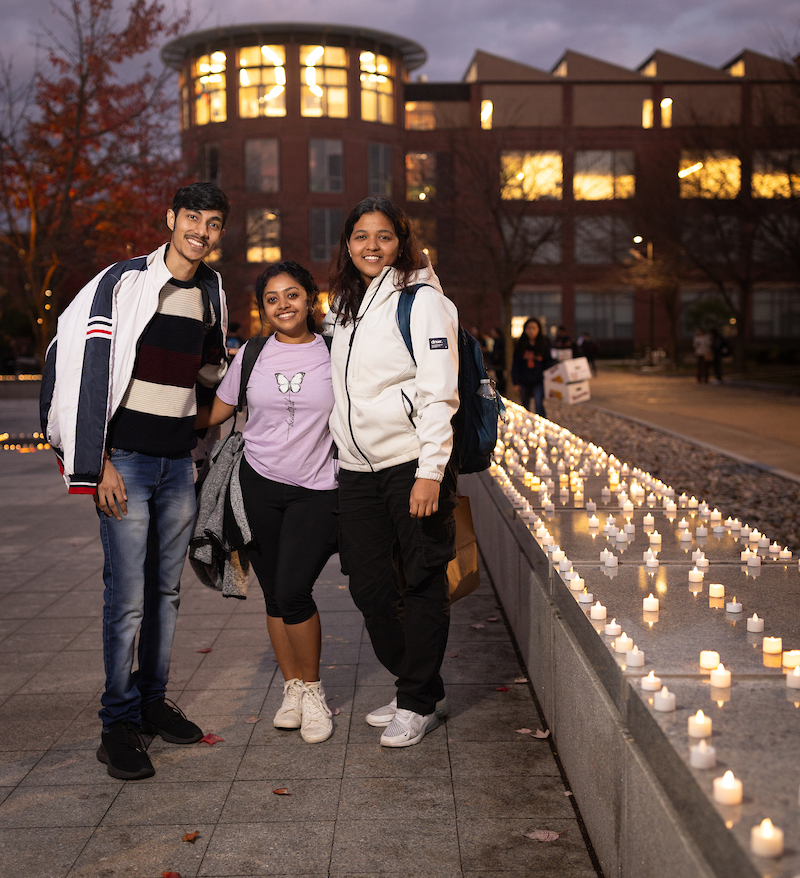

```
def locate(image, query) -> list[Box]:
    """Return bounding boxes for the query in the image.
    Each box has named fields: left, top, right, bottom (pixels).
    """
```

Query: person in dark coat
left=511, top=317, right=554, bottom=416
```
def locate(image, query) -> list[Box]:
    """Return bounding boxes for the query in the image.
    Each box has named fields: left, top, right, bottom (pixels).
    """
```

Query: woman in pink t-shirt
left=205, top=262, right=337, bottom=744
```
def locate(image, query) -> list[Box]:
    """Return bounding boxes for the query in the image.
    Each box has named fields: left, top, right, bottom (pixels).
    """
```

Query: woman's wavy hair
left=328, top=197, right=424, bottom=326
left=514, top=317, right=548, bottom=356
left=255, top=261, right=320, bottom=334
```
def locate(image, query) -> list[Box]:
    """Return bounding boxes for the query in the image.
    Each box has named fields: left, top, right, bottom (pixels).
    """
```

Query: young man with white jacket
left=40, top=183, right=229, bottom=779
left=325, top=198, right=459, bottom=747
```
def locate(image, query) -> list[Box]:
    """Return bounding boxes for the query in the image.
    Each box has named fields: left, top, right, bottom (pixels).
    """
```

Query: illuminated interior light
left=309, top=84, right=323, bottom=98
left=516, top=172, right=525, bottom=181
left=633, top=235, right=643, bottom=244
left=211, top=52, right=225, bottom=64
left=264, top=85, right=285, bottom=101
left=660, top=97, right=673, bottom=109
left=275, top=66, right=286, bottom=85
left=678, top=162, right=703, bottom=178
left=419, top=192, right=426, bottom=200
left=305, top=67, right=317, bottom=87
left=261, top=46, right=283, bottom=66
left=239, top=69, right=250, bottom=87
left=305, top=45, right=324, bottom=66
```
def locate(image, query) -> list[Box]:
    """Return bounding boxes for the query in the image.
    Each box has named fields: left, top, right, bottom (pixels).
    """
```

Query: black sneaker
left=141, top=697, right=203, bottom=744
left=97, top=721, right=155, bottom=780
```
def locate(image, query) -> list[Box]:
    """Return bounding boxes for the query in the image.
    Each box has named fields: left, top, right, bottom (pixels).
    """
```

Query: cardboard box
left=544, top=378, right=591, bottom=405
left=544, top=356, right=592, bottom=384
left=554, top=348, right=573, bottom=362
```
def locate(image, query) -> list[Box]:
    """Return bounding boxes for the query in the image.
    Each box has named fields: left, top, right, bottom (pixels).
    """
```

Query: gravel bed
left=544, top=399, right=800, bottom=552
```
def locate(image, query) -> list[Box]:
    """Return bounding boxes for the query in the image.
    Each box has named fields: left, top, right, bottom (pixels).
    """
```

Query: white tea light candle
left=590, top=601, right=607, bottom=620
left=709, top=663, right=731, bottom=688
left=750, top=819, right=784, bottom=858
left=726, top=597, right=742, bottom=614
left=689, top=739, right=716, bottom=769
left=605, top=619, right=621, bottom=636
left=641, top=670, right=662, bottom=691
left=708, top=583, right=725, bottom=598
left=626, top=645, right=645, bottom=667
left=746, top=614, right=764, bottom=633
left=699, top=651, right=720, bottom=670
left=653, top=686, right=676, bottom=712
left=763, top=637, right=782, bottom=655
left=688, top=709, right=712, bottom=738
left=614, top=633, right=633, bottom=653
left=643, top=593, right=659, bottom=613
left=713, top=771, right=742, bottom=805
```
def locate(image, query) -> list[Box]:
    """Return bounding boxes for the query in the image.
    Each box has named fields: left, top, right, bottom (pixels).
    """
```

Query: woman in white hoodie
left=324, top=197, right=460, bottom=748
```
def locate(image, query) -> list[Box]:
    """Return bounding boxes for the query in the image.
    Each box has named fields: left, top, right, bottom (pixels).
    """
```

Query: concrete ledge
left=460, top=471, right=760, bottom=878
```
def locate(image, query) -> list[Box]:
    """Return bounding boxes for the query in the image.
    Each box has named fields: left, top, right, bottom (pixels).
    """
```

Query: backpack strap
left=237, top=335, right=269, bottom=413
left=396, top=283, right=431, bottom=364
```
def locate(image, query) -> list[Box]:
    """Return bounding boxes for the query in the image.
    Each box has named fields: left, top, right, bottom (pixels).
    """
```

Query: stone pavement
left=582, top=370, right=800, bottom=480
left=0, top=401, right=601, bottom=878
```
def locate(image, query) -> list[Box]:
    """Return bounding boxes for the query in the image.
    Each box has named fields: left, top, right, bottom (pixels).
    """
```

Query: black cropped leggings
left=239, top=456, right=338, bottom=624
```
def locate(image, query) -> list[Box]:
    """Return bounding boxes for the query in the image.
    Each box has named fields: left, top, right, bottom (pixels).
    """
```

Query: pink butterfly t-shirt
left=216, top=333, right=336, bottom=491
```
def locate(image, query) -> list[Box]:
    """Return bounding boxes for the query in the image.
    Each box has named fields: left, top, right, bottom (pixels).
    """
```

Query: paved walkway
left=0, top=403, right=600, bottom=878
left=585, top=370, right=800, bottom=479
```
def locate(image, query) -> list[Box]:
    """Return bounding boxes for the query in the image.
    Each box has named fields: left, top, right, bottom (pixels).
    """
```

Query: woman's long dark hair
left=255, top=261, right=320, bottom=333
left=514, top=318, right=548, bottom=356
left=328, top=197, right=424, bottom=326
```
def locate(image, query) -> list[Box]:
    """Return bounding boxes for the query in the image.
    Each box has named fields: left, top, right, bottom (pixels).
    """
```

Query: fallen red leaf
left=273, top=787, right=290, bottom=795
left=199, top=733, right=224, bottom=746
left=196, top=648, right=212, bottom=654
left=182, top=831, right=200, bottom=844
left=534, top=729, right=550, bottom=738
left=565, top=791, right=573, bottom=797
left=514, top=676, right=529, bottom=684
left=244, top=716, right=260, bottom=724
left=471, top=623, right=485, bottom=630
left=486, top=616, right=499, bottom=622
left=515, top=728, right=532, bottom=735
left=496, top=686, right=509, bottom=692
left=162, top=872, right=182, bottom=878
left=331, top=707, right=340, bottom=716
left=447, top=652, right=459, bottom=658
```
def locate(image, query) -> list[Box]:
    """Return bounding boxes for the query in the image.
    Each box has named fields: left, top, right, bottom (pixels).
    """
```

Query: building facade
left=162, top=26, right=800, bottom=354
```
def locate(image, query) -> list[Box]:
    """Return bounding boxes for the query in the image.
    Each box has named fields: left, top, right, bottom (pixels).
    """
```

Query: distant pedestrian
left=577, top=331, right=598, bottom=375
left=553, top=324, right=573, bottom=354
left=488, top=327, right=506, bottom=395
left=710, top=327, right=729, bottom=384
left=512, top=317, right=554, bottom=416
left=40, top=183, right=230, bottom=780
left=693, top=327, right=712, bottom=383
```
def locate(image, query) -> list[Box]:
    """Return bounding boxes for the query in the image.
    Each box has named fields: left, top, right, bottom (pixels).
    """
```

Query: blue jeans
left=97, top=450, right=195, bottom=730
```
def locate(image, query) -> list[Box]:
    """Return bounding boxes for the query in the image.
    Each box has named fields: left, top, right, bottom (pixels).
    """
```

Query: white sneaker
left=301, top=681, right=333, bottom=743
left=366, top=695, right=450, bottom=728
left=273, top=678, right=303, bottom=729
left=380, top=707, right=439, bottom=747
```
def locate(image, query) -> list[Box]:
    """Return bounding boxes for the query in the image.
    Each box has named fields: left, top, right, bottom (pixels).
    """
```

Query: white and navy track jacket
left=323, top=263, right=459, bottom=482
left=40, top=244, right=228, bottom=494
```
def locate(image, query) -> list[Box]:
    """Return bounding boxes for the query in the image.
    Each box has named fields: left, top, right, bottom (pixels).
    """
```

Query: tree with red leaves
left=0, top=0, right=189, bottom=358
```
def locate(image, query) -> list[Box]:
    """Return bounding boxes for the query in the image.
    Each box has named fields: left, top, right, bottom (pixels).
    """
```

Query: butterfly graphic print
left=275, top=372, right=305, bottom=393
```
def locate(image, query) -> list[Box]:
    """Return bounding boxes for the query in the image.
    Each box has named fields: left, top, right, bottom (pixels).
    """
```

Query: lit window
left=406, top=153, right=436, bottom=201
left=239, top=45, right=286, bottom=118
left=405, top=101, right=435, bottom=130
left=246, top=209, right=281, bottom=263
left=660, top=97, right=673, bottom=128
left=180, top=74, right=190, bottom=131
left=481, top=100, right=493, bottom=130
left=309, top=140, right=344, bottom=193
left=679, top=151, right=740, bottom=199
left=361, top=52, right=394, bottom=124
left=193, top=51, right=226, bottom=126
left=574, top=151, right=635, bottom=201
left=501, top=152, right=562, bottom=201
left=310, top=208, right=345, bottom=262
left=302, top=45, right=348, bottom=118
left=642, top=99, right=653, bottom=129
left=575, top=216, right=633, bottom=264
left=752, top=151, right=800, bottom=198
left=245, top=139, right=279, bottom=193
left=409, top=218, right=437, bottom=266
left=728, top=60, right=745, bottom=77
left=368, top=143, right=393, bottom=197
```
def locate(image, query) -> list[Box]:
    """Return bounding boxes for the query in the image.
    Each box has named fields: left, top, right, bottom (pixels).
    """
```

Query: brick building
left=162, top=25, right=800, bottom=355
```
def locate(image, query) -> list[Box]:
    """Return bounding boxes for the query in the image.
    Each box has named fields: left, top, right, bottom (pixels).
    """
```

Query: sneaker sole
left=96, top=743, right=155, bottom=780
left=380, top=713, right=440, bottom=748
left=140, top=722, right=203, bottom=745
left=367, top=700, right=450, bottom=728
left=274, top=718, right=302, bottom=730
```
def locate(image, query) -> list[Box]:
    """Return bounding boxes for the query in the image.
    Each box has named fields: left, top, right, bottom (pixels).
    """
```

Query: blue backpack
left=397, top=285, right=505, bottom=475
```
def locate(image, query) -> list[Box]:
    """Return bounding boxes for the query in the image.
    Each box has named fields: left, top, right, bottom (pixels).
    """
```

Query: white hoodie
left=323, top=263, right=459, bottom=481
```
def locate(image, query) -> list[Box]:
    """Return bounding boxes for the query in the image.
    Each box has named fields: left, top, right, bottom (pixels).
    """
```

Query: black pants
left=338, top=460, right=457, bottom=715
left=239, top=457, right=338, bottom=624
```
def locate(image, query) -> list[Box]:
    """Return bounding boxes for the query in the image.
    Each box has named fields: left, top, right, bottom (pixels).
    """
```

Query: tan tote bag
left=447, top=496, right=481, bottom=603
